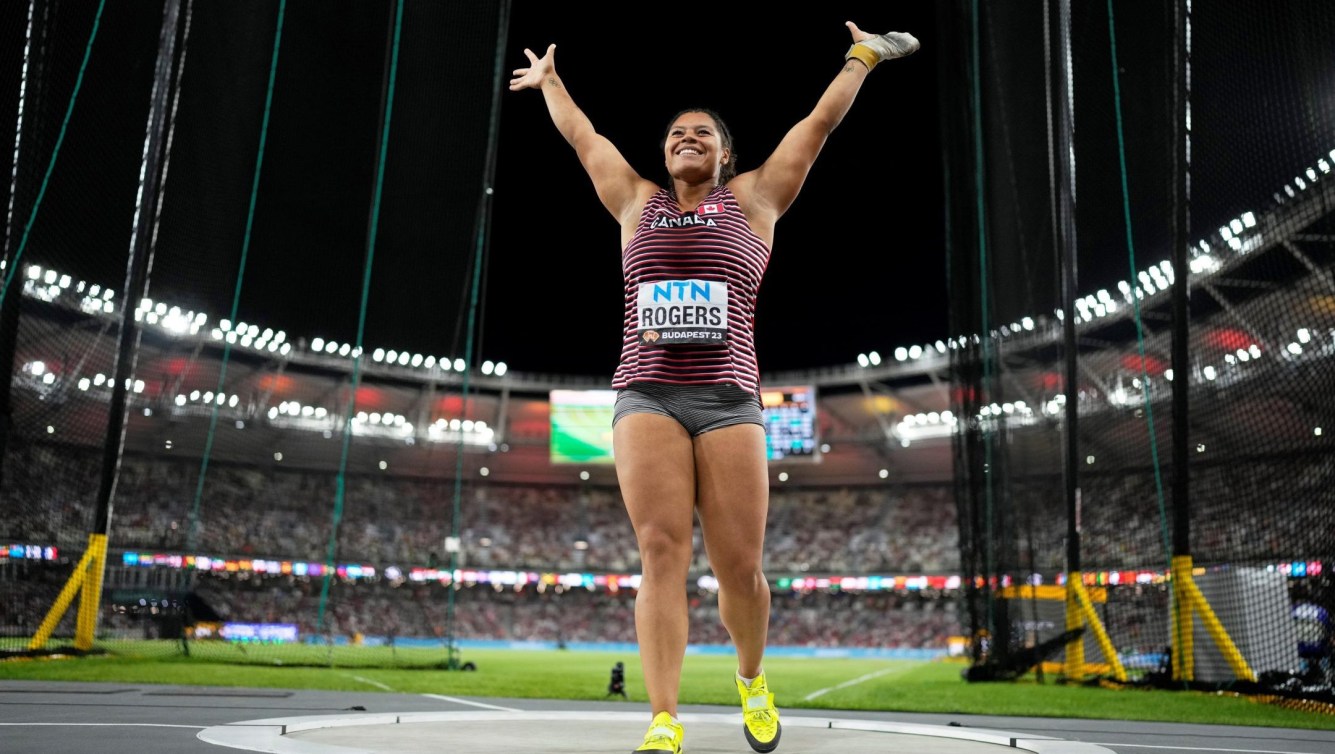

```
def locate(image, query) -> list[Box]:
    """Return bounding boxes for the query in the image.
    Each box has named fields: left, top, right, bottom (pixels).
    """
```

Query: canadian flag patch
left=697, top=202, right=725, bottom=215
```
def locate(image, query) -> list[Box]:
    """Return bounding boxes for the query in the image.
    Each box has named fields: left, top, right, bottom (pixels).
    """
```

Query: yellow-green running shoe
left=633, top=711, right=683, bottom=753
left=736, top=672, right=781, bottom=752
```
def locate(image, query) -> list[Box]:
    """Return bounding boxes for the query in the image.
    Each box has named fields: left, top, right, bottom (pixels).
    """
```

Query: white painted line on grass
left=420, top=694, right=519, bottom=711
left=346, top=674, right=394, bottom=692
left=803, top=665, right=912, bottom=701
left=0, top=722, right=206, bottom=729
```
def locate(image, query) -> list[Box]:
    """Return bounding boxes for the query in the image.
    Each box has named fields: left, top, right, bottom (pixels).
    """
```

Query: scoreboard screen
left=549, top=389, right=617, bottom=465
left=761, top=386, right=819, bottom=462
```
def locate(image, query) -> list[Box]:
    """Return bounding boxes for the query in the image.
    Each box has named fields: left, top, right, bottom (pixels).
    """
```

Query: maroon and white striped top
left=611, top=185, right=771, bottom=395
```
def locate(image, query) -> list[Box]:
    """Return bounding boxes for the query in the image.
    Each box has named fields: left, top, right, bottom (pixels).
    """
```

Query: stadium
left=2, top=1, right=1334, bottom=753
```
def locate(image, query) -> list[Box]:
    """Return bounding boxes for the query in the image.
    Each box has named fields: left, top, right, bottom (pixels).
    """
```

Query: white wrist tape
left=845, top=31, right=921, bottom=70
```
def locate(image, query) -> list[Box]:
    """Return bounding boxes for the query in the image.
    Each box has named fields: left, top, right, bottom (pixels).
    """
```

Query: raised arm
left=732, top=22, right=919, bottom=226
left=509, top=44, right=655, bottom=226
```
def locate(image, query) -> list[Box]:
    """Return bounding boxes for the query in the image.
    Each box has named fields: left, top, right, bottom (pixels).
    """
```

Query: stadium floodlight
left=26, top=265, right=41, bottom=280
left=1248, top=344, right=1261, bottom=358
left=302, top=405, right=314, bottom=417
left=1203, top=365, right=1217, bottom=380
left=398, top=351, right=410, bottom=366
left=78, top=378, right=90, bottom=391
left=1285, top=184, right=1296, bottom=198
left=479, top=467, right=490, bottom=477
left=338, top=343, right=351, bottom=357
left=240, top=335, right=253, bottom=348
left=1219, top=225, right=1233, bottom=241
left=453, top=358, right=466, bottom=372
left=379, top=460, right=388, bottom=470
left=410, top=353, right=423, bottom=367
left=229, top=395, right=239, bottom=407
left=1298, top=328, right=1311, bottom=343
left=93, top=373, right=106, bottom=386
left=280, top=343, right=291, bottom=355
left=311, top=337, right=324, bottom=351
left=908, top=345, right=922, bottom=359
left=494, top=361, right=507, bottom=376
left=1165, top=369, right=1174, bottom=381
left=579, top=471, right=590, bottom=481
left=1230, top=218, right=1244, bottom=235
left=1237, top=349, right=1250, bottom=362
left=44, top=269, right=57, bottom=285
left=1241, top=212, right=1256, bottom=228
left=325, top=341, right=338, bottom=354
left=481, top=360, right=494, bottom=374
left=59, top=274, right=71, bottom=288
left=867, top=350, right=881, bottom=365
left=386, top=349, right=397, bottom=363
left=1317, top=428, right=1324, bottom=437
left=777, top=472, right=789, bottom=482
left=425, top=356, right=436, bottom=368
left=315, top=407, right=327, bottom=418
left=41, top=373, right=54, bottom=385
left=1295, top=176, right=1308, bottom=191
left=189, top=390, right=200, bottom=401
left=1288, top=343, right=1303, bottom=355
left=1320, top=159, right=1331, bottom=174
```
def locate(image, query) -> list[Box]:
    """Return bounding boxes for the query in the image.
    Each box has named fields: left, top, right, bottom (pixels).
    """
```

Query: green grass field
left=3, top=643, right=1334, bottom=731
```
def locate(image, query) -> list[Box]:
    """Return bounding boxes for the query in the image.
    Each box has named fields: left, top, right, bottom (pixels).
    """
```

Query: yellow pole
left=1182, top=575, right=1255, bottom=681
left=27, top=547, right=94, bottom=650
left=1064, top=573, right=1085, bottom=680
left=74, top=533, right=109, bottom=651
left=1171, top=555, right=1195, bottom=681
left=1072, top=580, right=1127, bottom=681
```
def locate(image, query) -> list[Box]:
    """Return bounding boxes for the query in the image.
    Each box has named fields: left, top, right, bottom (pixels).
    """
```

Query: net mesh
left=1, top=0, right=505, bottom=667
left=946, top=0, right=1335, bottom=698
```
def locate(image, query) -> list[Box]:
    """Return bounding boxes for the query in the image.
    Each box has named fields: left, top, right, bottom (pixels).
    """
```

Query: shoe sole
left=744, top=721, right=781, bottom=753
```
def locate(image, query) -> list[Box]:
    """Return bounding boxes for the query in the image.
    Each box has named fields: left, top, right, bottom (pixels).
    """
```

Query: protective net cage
left=0, top=0, right=969, bottom=674
left=942, top=0, right=1335, bottom=701
left=0, top=0, right=513, bottom=668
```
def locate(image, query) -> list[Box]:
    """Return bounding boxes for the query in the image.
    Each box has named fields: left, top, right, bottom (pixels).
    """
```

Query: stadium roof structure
left=9, top=148, right=1333, bottom=489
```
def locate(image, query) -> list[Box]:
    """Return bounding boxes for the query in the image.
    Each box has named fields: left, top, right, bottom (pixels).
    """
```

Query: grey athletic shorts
left=613, top=382, right=764, bottom=437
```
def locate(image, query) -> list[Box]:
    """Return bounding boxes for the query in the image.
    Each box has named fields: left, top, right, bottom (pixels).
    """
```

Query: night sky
left=4, top=1, right=1331, bottom=379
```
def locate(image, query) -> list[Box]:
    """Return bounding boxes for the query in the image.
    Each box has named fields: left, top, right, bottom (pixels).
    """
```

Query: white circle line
left=197, top=710, right=1118, bottom=753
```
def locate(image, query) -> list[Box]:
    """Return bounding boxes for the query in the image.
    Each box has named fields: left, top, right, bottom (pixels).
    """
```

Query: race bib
left=637, top=279, right=728, bottom=347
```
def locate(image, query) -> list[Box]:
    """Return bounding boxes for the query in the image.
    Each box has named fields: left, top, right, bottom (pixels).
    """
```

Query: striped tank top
left=611, top=185, right=772, bottom=395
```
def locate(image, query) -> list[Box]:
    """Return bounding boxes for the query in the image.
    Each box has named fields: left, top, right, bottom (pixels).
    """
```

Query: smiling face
left=663, top=110, right=732, bottom=185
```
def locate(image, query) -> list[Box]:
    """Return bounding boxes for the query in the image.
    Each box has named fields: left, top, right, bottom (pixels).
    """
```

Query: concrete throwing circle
left=198, top=710, right=1117, bottom=753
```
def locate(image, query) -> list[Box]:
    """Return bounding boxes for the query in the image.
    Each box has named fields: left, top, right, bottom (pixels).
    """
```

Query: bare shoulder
left=725, top=173, right=777, bottom=246
left=618, top=180, right=665, bottom=248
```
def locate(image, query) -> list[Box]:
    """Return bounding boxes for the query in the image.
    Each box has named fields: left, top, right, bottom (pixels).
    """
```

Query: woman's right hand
left=509, top=44, right=556, bottom=91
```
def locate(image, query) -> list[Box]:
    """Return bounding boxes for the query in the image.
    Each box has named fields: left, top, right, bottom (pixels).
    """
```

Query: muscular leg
left=614, top=413, right=697, bottom=716
left=693, top=422, right=770, bottom=677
